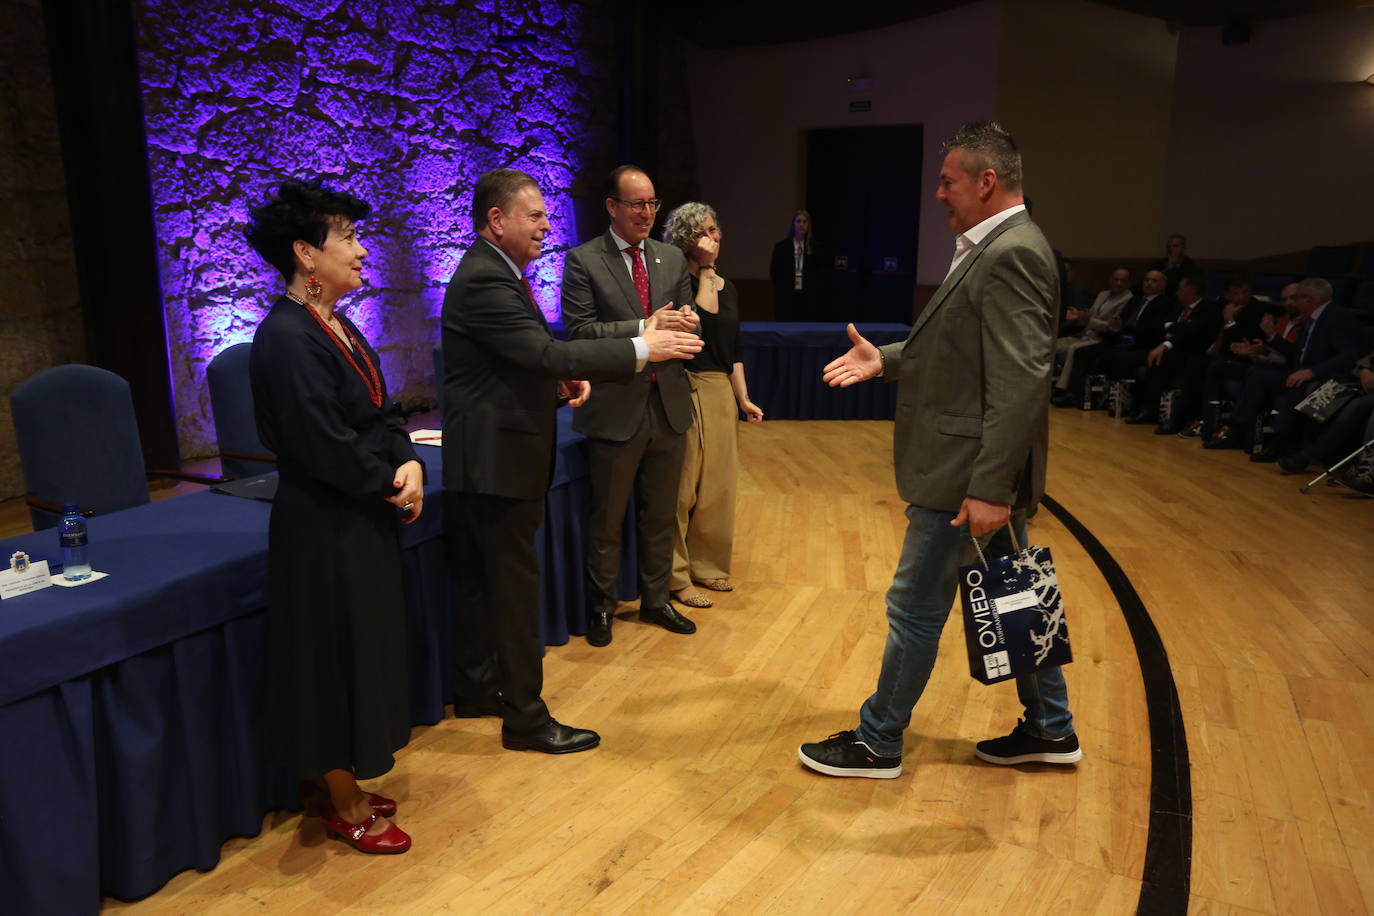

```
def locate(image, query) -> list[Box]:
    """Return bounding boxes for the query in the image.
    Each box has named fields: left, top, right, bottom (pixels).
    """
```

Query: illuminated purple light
left=135, top=0, right=609, bottom=455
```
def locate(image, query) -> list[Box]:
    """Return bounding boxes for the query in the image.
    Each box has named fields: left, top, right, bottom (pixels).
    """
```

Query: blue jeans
left=855, top=504, right=1074, bottom=756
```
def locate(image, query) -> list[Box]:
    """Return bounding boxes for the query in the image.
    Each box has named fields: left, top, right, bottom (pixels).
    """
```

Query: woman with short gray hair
left=660, top=203, right=763, bottom=609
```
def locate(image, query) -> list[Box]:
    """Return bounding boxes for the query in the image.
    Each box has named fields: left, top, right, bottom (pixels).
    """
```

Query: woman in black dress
left=246, top=178, right=423, bottom=854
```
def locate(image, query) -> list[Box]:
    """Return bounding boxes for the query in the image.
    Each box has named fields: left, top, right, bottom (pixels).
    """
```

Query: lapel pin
left=654, top=258, right=660, bottom=264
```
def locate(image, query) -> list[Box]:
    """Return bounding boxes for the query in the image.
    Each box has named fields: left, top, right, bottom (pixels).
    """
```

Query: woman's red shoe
left=322, top=807, right=411, bottom=854
left=300, top=781, right=398, bottom=818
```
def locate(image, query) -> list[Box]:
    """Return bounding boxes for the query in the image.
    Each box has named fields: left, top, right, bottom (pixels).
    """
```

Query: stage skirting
left=738, top=322, right=910, bottom=420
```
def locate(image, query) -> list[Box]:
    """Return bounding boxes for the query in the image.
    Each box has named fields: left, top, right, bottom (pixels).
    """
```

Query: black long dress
left=249, top=296, right=418, bottom=780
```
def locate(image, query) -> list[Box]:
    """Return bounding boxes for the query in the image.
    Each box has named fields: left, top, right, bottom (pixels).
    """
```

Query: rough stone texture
left=134, top=0, right=614, bottom=457
left=0, top=0, right=85, bottom=499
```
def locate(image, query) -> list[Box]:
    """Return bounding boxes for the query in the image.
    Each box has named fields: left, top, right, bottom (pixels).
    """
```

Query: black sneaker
left=974, top=720, right=1083, bottom=765
left=797, top=730, right=902, bottom=779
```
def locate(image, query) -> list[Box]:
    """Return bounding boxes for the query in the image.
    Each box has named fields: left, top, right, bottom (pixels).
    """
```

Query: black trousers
left=447, top=490, right=549, bottom=732
left=584, top=387, right=686, bottom=610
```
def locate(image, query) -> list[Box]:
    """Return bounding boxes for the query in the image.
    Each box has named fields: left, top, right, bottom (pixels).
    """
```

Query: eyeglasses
left=613, top=198, right=661, bottom=213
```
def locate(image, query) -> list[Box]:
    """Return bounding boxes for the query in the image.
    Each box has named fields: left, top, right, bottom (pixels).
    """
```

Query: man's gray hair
left=661, top=201, right=718, bottom=253
left=942, top=120, right=1022, bottom=191
left=1296, top=277, right=1334, bottom=303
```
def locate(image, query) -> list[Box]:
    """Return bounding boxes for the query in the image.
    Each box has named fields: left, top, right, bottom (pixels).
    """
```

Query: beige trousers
left=669, top=371, right=738, bottom=590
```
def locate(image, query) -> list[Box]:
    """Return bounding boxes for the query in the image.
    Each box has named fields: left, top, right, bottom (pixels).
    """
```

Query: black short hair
left=245, top=178, right=371, bottom=280
left=1224, top=275, right=1252, bottom=291
left=605, top=164, right=647, bottom=200
left=472, top=168, right=538, bottom=231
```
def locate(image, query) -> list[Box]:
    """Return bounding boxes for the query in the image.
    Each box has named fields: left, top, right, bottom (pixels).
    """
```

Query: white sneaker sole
left=797, top=746, right=902, bottom=779
left=974, top=747, right=1083, bottom=766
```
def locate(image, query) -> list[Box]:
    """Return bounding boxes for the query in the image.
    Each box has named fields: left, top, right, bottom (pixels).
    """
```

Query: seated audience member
left=1124, top=273, right=1220, bottom=433
left=1205, top=277, right=1362, bottom=459
left=1188, top=282, right=1304, bottom=439
left=1096, top=269, right=1174, bottom=397
left=1278, top=348, right=1374, bottom=474
left=1051, top=266, right=1131, bottom=405
left=1177, top=277, right=1266, bottom=437
left=1334, top=406, right=1374, bottom=495
left=1150, top=233, right=1198, bottom=296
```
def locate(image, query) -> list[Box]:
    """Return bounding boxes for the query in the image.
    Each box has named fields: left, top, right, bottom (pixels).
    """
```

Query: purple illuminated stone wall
left=134, top=0, right=613, bottom=457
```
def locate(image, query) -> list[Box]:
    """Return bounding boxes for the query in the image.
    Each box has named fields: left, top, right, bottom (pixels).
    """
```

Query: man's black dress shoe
left=1154, top=420, right=1181, bottom=435
left=586, top=607, right=613, bottom=647
left=501, top=719, right=600, bottom=754
left=452, top=696, right=505, bottom=719
left=639, top=603, right=697, bottom=634
left=1124, top=410, right=1156, bottom=425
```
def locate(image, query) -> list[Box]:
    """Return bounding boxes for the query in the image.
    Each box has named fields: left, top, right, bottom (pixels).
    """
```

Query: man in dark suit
left=442, top=168, right=702, bottom=753
left=797, top=122, right=1079, bottom=779
left=1123, top=272, right=1221, bottom=433
left=561, top=165, right=702, bottom=647
left=1204, top=277, right=1361, bottom=458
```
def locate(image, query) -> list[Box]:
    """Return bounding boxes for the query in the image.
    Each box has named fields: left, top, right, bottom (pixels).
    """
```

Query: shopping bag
left=1294, top=379, right=1358, bottom=424
left=959, top=526, right=1072, bottom=685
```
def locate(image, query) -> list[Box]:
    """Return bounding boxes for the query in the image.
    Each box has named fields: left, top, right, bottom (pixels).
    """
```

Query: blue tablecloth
left=737, top=322, right=910, bottom=420
left=0, top=411, right=635, bottom=914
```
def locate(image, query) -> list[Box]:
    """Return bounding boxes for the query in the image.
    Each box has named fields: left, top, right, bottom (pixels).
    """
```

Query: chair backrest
left=206, top=343, right=275, bottom=478
left=10, top=364, right=151, bottom=529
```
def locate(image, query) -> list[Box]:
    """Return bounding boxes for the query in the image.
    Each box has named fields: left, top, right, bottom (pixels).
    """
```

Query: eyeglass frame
left=611, top=198, right=662, bottom=213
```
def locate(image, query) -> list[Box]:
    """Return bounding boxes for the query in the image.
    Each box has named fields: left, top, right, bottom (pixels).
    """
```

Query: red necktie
left=521, top=275, right=535, bottom=304
left=625, top=246, right=651, bottom=317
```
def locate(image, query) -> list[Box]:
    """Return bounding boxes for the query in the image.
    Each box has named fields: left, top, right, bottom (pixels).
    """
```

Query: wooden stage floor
left=8, top=407, right=1365, bottom=913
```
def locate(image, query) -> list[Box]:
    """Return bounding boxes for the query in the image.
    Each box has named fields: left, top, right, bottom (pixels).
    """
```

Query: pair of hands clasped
left=822, top=322, right=1011, bottom=538
left=553, top=303, right=704, bottom=414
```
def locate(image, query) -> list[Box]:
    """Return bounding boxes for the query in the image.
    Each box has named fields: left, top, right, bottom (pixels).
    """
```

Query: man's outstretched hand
left=821, top=323, right=883, bottom=387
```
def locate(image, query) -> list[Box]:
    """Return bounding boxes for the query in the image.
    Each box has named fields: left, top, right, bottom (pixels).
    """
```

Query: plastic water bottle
left=59, top=503, right=92, bottom=581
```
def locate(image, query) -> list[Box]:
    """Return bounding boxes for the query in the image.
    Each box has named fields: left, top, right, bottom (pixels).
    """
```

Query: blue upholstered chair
left=10, top=364, right=221, bottom=530
left=206, top=343, right=276, bottom=479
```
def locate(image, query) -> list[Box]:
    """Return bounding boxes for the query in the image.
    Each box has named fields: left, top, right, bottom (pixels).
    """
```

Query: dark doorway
left=805, top=124, right=922, bottom=323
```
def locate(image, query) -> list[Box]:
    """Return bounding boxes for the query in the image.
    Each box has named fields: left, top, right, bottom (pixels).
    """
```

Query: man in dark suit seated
left=1094, top=269, right=1174, bottom=403
left=441, top=169, right=702, bottom=754
left=1204, top=277, right=1362, bottom=460
left=1124, top=272, right=1221, bottom=433
left=1176, top=276, right=1267, bottom=438
left=562, top=165, right=703, bottom=647
left=1186, top=282, right=1301, bottom=440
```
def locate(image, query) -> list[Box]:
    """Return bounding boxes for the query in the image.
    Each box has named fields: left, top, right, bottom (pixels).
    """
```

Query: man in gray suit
left=562, top=165, right=702, bottom=646
left=798, top=122, right=1080, bottom=779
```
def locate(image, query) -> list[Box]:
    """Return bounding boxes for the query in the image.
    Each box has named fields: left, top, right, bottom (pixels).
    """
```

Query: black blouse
left=691, top=274, right=740, bottom=374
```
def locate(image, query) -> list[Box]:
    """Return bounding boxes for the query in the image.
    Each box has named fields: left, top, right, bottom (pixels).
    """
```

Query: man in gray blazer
left=562, top=166, right=701, bottom=646
left=798, top=122, right=1080, bottom=779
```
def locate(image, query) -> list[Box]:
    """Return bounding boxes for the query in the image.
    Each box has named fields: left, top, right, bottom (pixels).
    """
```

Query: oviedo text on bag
left=960, top=540, right=1072, bottom=685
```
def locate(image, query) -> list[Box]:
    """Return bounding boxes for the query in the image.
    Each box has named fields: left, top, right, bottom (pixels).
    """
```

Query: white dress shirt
left=945, top=204, right=1026, bottom=279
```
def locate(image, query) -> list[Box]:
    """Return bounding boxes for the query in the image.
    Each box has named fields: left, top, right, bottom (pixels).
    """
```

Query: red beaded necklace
left=287, top=292, right=383, bottom=409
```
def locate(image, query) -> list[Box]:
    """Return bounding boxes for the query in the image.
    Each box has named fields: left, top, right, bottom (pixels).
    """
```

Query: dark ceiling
left=677, top=1, right=1373, bottom=49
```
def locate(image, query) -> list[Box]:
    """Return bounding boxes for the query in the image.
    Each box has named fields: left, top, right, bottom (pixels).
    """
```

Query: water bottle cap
left=62, top=502, right=80, bottom=514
